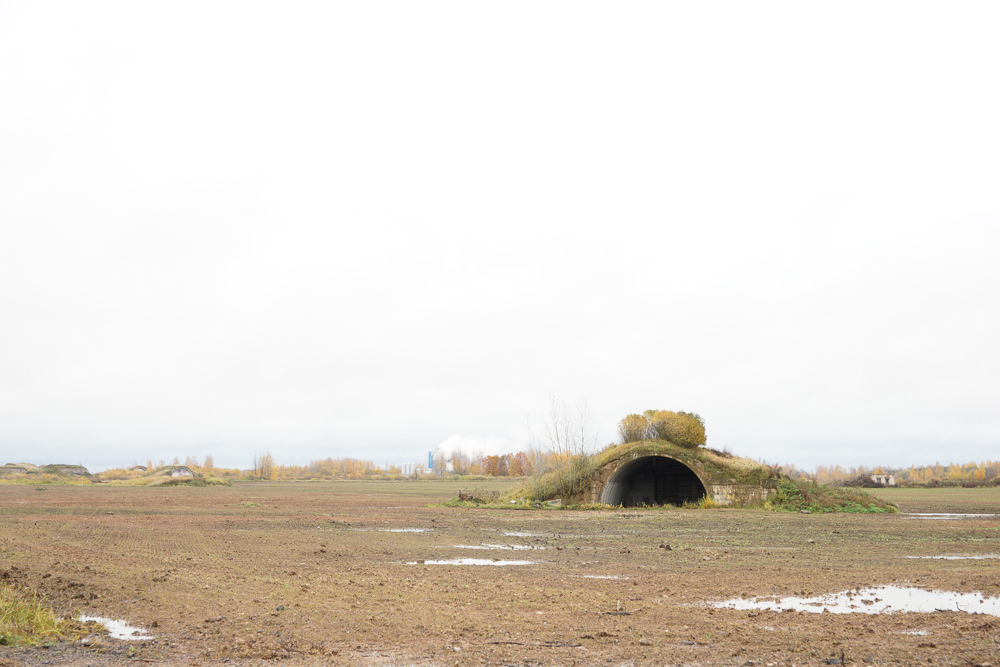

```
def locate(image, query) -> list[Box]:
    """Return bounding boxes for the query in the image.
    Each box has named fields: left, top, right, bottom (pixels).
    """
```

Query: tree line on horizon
left=94, top=452, right=999, bottom=488
left=782, top=459, right=1000, bottom=487
left=98, top=450, right=571, bottom=481
left=92, top=401, right=996, bottom=488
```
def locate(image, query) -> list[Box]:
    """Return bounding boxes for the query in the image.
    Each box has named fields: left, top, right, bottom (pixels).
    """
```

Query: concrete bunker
left=600, top=455, right=707, bottom=507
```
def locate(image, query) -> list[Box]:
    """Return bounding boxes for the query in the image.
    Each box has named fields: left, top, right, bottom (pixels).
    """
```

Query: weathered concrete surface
left=709, top=480, right=777, bottom=506
left=576, top=449, right=777, bottom=507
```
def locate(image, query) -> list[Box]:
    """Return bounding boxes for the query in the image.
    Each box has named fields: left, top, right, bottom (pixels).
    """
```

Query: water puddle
left=907, top=554, right=1000, bottom=560
left=407, top=558, right=534, bottom=566
left=454, top=544, right=546, bottom=551
left=905, top=513, right=999, bottom=520
left=381, top=528, right=432, bottom=533
left=79, top=615, right=155, bottom=641
left=712, top=586, right=1000, bottom=617
left=502, top=531, right=548, bottom=537
left=354, top=527, right=433, bottom=533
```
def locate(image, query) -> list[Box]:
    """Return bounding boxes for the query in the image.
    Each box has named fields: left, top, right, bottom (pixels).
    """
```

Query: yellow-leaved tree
left=617, top=413, right=650, bottom=443
left=617, top=410, right=706, bottom=448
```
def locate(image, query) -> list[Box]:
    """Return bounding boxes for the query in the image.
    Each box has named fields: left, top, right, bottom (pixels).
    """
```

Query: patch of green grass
left=562, top=502, right=618, bottom=510
left=766, top=478, right=899, bottom=513
left=0, top=584, right=88, bottom=646
left=234, top=501, right=259, bottom=508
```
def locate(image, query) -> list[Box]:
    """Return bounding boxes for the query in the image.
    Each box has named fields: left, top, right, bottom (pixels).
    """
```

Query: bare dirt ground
left=1, top=481, right=998, bottom=666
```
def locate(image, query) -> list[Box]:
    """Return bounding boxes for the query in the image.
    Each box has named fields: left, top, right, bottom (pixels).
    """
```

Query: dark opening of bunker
left=600, top=456, right=707, bottom=507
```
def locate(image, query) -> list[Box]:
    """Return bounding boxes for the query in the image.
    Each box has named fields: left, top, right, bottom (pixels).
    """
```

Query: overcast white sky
left=2, top=1, right=998, bottom=472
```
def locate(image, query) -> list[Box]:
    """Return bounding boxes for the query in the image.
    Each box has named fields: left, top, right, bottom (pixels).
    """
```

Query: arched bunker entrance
left=600, top=455, right=707, bottom=507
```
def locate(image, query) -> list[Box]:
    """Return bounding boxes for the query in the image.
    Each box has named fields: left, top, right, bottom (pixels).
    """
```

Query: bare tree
left=449, top=450, right=470, bottom=475
left=539, top=395, right=601, bottom=499
left=543, top=395, right=573, bottom=461
left=573, top=398, right=600, bottom=456
left=433, top=447, right=447, bottom=476
left=524, top=414, right=548, bottom=499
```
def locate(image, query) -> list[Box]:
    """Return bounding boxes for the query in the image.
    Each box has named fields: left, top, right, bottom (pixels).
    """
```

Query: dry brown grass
left=0, top=584, right=91, bottom=646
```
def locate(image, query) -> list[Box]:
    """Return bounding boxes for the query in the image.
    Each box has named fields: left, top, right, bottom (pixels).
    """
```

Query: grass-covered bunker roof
left=507, top=440, right=777, bottom=507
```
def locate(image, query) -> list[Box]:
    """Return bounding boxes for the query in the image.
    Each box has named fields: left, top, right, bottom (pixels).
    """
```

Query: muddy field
left=1, top=481, right=998, bottom=666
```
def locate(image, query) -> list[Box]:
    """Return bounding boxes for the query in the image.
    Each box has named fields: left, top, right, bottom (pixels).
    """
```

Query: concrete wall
left=710, top=481, right=777, bottom=506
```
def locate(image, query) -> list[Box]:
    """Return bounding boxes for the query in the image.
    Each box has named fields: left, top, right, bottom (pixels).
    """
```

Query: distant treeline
left=782, top=460, right=1000, bottom=487
left=104, top=451, right=573, bottom=481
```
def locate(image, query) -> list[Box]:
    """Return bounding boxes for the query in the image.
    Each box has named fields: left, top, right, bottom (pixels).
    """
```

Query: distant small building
left=400, top=462, right=436, bottom=476
left=870, top=474, right=896, bottom=486
left=169, top=466, right=195, bottom=478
